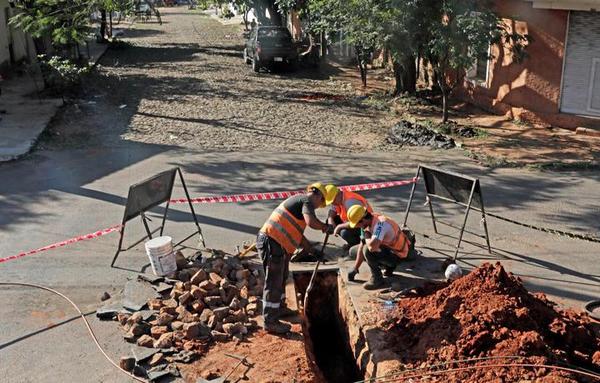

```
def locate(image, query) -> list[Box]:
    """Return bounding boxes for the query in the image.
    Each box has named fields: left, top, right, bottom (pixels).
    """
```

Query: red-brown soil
left=178, top=322, right=323, bottom=383
left=383, top=262, right=600, bottom=382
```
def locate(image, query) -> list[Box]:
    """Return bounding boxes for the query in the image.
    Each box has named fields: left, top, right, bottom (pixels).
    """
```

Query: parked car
left=244, top=26, right=298, bottom=72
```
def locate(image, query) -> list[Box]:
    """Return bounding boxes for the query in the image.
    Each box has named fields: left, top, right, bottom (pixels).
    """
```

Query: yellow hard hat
left=347, top=205, right=367, bottom=228
left=307, top=182, right=327, bottom=207
left=324, top=184, right=339, bottom=206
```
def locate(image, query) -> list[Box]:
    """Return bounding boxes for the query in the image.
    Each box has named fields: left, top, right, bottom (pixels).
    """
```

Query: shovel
left=303, top=233, right=329, bottom=313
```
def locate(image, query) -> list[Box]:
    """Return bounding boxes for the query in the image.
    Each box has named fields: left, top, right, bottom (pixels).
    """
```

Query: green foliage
left=38, top=55, right=91, bottom=93
left=10, top=0, right=95, bottom=47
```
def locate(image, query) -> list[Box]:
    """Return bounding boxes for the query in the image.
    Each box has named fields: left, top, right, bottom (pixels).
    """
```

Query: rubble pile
left=383, top=263, right=600, bottom=382
left=99, top=248, right=264, bottom=380
left=387, top=120, right=456, bottom=149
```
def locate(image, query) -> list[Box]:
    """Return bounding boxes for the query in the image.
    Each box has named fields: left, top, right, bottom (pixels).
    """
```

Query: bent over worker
left=257, top=183, right=334, bottom=334
left=325, top=184, right=372, bottom=252
left=346, top=205, right=414, bottom=290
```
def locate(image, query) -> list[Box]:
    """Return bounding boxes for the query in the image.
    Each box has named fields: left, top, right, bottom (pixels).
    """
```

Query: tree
left=424, top=0, right=529, bottom=122
left=10, top=0, right=95, bottom=54
left=232, top=0, right=253, bottom=29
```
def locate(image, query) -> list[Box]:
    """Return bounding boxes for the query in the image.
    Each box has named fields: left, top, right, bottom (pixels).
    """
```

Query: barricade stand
left=110, top=167, right=205, bottom=267
left=402, top=165, right=491, bottom=261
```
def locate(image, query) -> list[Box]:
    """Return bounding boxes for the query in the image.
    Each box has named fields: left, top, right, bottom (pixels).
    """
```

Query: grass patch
left=528, top=161, right=600, bottom=171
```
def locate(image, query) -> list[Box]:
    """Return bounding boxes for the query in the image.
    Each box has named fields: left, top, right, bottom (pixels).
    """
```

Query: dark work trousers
left=363, top=246, right=403, bottom=281
left=256, top=232, right=290, bottom=323
left=333, top=215, right=361, bottom=247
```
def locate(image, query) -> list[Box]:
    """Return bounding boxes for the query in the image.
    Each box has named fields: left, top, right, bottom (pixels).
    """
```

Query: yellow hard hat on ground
left=347, top=205, right=367, bottom=228
left=324, top=184, right=339, bottom=206
left=307, top=182, right=327, bottom=207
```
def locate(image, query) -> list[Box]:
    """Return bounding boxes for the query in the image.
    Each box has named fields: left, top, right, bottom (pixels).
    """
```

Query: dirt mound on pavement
left=383, top=262, right=600, bottom=382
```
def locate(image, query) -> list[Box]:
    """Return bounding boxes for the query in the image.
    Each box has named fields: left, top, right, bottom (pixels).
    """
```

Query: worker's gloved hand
left=347, top=268, right=358, bottom=282
left=323, top=224, right=335, bottom=235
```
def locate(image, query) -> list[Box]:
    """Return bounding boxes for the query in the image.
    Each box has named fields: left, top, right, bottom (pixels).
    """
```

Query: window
left=466, top=46, right=491, bottom=87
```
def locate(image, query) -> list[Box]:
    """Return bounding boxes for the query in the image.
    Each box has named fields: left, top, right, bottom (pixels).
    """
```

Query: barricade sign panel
left=403, top=165, right=491, bottom=261
left=111, top=168, right=205, bottom=267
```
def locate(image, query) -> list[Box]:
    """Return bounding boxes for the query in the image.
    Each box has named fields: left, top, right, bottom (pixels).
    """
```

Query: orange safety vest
left=370, top=214, right=410, bottom=258
left=335, top=190, right=372, bottom=222
left=260, top=202, right=307, bottom=255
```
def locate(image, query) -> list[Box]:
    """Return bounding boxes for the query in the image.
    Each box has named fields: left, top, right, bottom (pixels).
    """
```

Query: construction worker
left=325, top=184, right=372, bottom=251
left=257, top=183, right=334, bottom=334
left=346, top=205, right=414, bottom=290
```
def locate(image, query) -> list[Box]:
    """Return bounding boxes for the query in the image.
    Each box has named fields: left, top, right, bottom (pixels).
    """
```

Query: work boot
left=264, top=319, right=291, bottom=334
left=384, top=266, right=396, bottom=277
left=363, top=277, right=387, bottom=290
left=347, top=268, right=358, bottom=282
left=278, top=306, right=297, bottom=318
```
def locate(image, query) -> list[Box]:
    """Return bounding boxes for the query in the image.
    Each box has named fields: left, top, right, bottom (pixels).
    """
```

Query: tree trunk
left=393, top=60, right=403, bottom=95
left=402, top=54, right=416, bottom=94
left=100, top=10, right=107, bottom=42
left=357, top=49, right=367, bottom=87
left=320, top=31, right=327, bottom=58
left=438, top=77, right=449, bottom=122
left=243, top=8, right=249, bottom=30
left=109, top=12, right=113, bottom=38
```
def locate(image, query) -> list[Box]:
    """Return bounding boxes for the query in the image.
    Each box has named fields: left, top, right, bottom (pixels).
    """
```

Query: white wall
left=0, top=0, right=35, bottom=69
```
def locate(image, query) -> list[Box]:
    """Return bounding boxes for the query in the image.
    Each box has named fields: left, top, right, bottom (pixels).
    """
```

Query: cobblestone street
left=42, top=8, right=394, bottom=153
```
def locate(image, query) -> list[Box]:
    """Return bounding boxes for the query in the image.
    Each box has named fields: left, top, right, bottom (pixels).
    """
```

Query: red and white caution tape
left=0, top=178, right=417, bottom=264
left=0, top=224, right=123, bottom=264
left=169, top=178, right=417, bottom=204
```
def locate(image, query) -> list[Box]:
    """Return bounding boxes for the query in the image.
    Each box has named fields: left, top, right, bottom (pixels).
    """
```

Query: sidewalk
left=0, top=74, right=62, bottom=162
left=0, top=37, right=116, bottom=162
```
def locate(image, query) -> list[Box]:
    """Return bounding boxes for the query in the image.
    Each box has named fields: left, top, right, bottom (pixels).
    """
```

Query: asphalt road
left=1, top=8, right=599, bottom=383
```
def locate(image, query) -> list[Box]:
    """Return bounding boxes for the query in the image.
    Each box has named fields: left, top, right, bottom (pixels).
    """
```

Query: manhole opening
left=293, top=270, right=363, bottom=382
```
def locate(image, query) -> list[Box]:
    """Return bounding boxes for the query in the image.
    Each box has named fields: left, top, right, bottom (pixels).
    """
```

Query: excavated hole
left=293, top=270, right=363, bottom=383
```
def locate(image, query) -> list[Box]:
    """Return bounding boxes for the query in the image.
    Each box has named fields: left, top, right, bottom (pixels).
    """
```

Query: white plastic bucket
left=145, top=236, right=177, bottom=276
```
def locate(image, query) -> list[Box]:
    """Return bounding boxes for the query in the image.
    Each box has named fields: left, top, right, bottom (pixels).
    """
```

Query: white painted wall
left=0, top=0, right=36, bottom=69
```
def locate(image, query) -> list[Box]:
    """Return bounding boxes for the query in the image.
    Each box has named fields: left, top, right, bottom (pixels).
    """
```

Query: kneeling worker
left=257, top=183, right=334, bottom=334
left=325, top=184, right=373, bottom=251
left=346, top=205, right=413, bottom=290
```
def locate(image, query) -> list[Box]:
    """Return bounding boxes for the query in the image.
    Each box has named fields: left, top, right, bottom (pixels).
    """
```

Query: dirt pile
left=383, top=262, right=600, bottom=382
left=387, top=120, right=456, bottom=149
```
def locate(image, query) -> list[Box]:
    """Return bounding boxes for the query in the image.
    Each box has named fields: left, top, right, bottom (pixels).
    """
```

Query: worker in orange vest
left=346, top=205, right=414, bottom=290
left=325, top=184, right=372, bottom=248
left=257, top=183, right=334, bottom=333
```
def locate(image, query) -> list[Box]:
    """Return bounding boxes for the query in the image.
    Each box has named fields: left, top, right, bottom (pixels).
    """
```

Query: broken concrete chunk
left=148, top=299, right=162, bottom=310
left=183, top=322, right=201, bottom=339
left=190, top=286, right=206, bottom=300
left=178, top=291, right=193, bottom=306
left=229, top=296, right=243, bottom=311
left=123, top=279, right=160, bottom=312
left=239, top=286, right=249, bottom=299
left=117, top=313, right=131, bottom=325
left=178, top=269, right=192, bottom=282
left=153, top=332, right=174, bottom=348
left=175, top=251, right=187, bottom=270
left=235, top=269, right=251, bottom=281
left=203, top=296, right=222, bottom=306
left=169, top=350, right=195, bottom=363
left=129, top=322, right=150, bottom=336
left=153, top=282, right=173, bottom=294
left=138, top=274, right=164, bottom=284
left=210, top=331, right=229, bottom=342
left=170, top=321, right=184, bottom=331
left=208, top=272, right=222, bottom=285
left=96, top=301, right=126, bottom=320
left=119, top=356, right=135, bottom=372
left=212, top=306, right=230, bottom=321
left=151, top=325, right=168, bottom=339
left=191, top=301, right=205, bottom=313
left=137, top=334, right=155, bottom=348
left=199, top=308, right=213, bottom=324
left=100, top=292, right=111, bottom=301
left=148, top=352, right=164, bottom=367
left=198, top=280, right=216, bottom=291
left=190, top=270, right=207, bottom=285
left=156, top=312, right=175, bottom=326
